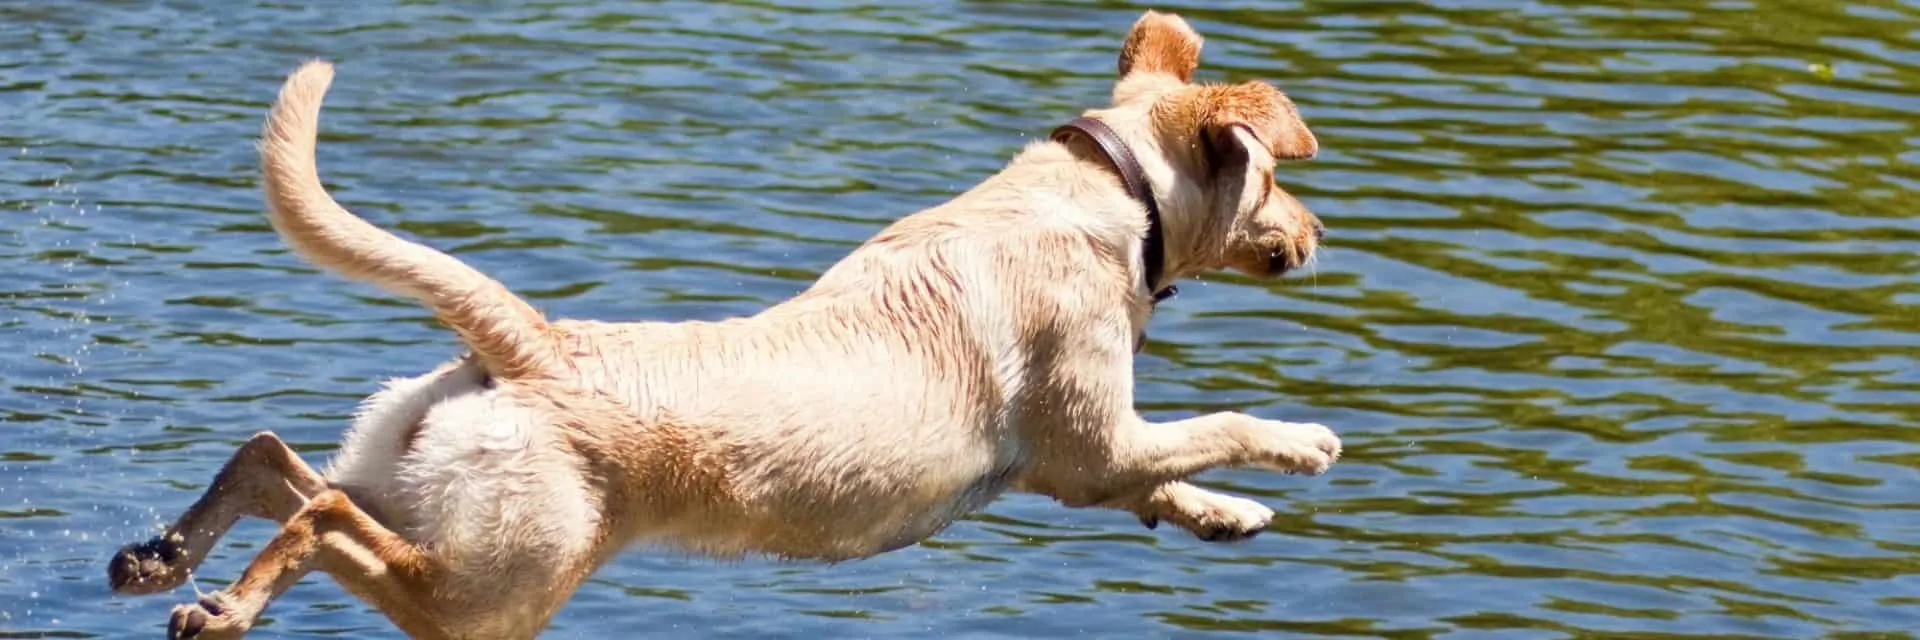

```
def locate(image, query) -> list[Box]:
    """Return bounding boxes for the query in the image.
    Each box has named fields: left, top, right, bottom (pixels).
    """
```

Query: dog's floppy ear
left=1195, top=81, right=1319, bottom=170
left=1118, top=11, right=1202, bottom=83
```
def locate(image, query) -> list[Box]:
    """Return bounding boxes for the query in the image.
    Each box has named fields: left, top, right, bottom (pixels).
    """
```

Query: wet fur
left=108, top=11, right=1341, bottom=639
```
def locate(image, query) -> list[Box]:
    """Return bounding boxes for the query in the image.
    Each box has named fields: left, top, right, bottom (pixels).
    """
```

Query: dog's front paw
left=108, top=534, right=188, bottom=595
left=169, top=594, right=249, bottom=640
left=1256, top=421, right=1341, bottom=476
left=1151, top=488, right=1274, bottom=543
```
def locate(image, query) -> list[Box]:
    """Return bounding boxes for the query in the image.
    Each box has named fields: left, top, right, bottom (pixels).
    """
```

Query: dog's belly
left=873, top=452, right=1024, bottom=553
left=713, top=435, right=1028, bottom=561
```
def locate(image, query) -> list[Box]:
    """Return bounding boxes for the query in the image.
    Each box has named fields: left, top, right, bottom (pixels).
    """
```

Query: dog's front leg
left=1020, top=411, right=1338, bottom=536
left=1102, top=411, right=1341, bottom=484
left=108, top=431, right=326, bottom=595
left=1098, top=481, right=1275, bottom=543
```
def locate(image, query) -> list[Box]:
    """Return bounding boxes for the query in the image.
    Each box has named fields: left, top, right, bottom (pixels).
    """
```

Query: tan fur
left=258, top=71, right=565, bottom=380
left=109, top=12, right=1340, bottom=639
left=1118, top=10, right=1202, bottom=82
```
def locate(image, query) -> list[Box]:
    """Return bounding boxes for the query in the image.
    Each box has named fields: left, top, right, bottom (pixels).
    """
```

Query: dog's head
left=1083, top=11, right=1323, bottom=280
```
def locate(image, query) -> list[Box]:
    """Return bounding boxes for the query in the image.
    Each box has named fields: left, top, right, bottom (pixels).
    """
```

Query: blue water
left=5, top=1, right=1919, bottom=637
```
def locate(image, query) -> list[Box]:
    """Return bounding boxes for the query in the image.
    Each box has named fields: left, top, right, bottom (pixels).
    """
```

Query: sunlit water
left=4, top=1, right=1918, bottom=637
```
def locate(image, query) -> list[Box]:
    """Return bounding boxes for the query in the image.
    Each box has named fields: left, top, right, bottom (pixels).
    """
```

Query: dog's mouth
left=1264, top=247, right=1307, bottom=276
left=1223, top=210, right=1324, bottom=278
left=1265, top=250, right=1300, bottom=276
left=1261, top=233, right=1318, bottom=276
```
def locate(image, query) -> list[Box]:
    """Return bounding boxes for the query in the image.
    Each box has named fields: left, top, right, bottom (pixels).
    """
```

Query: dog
left=106, top=10, right=1338, bottom=639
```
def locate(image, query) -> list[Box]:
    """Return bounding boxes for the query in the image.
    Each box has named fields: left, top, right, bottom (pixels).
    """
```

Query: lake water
left=5, top=0, right=1918, bottom=637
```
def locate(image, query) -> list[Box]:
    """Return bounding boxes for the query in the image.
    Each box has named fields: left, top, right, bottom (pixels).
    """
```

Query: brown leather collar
left=1050, top=116, right=1178, bottom=305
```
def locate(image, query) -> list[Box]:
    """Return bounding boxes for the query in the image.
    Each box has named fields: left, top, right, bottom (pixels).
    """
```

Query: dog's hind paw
left=108, top=534, right=188, bottom=595
left=169, top=594, right=248, bottom=640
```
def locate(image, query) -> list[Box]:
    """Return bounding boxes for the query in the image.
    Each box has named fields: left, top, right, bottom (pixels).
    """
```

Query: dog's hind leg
left=109, top=431, right=326, bottom=595
left=161, top=489, right=456, bottom=640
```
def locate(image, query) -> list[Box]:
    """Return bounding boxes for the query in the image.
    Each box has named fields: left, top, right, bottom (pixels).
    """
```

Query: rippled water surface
left=6, top=0, right=1919, bottom=637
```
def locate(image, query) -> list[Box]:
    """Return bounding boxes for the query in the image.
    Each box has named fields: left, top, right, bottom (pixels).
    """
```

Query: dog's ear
left=1118, top=11, right=1203, bottom=83
left=1195, top=81, right=1319, bottom=171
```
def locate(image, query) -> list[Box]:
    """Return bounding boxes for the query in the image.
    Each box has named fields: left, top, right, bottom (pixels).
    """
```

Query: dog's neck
left=1048, top=117, right=1179, bottom=307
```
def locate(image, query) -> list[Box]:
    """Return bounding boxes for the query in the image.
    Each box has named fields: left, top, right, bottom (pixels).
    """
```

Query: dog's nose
left=1311, top=219, right=1325, bottom=241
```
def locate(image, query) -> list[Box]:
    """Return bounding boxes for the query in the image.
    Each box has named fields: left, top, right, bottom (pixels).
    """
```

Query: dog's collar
left=1049, top=116, right=1178, bottom=306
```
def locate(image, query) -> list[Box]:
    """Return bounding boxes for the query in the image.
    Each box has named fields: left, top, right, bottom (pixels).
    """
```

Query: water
left=4, top=0, right=1917, bottom=637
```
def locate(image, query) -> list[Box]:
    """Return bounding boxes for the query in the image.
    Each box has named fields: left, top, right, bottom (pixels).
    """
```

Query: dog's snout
left=1311, top=219, right=1325, bottom=241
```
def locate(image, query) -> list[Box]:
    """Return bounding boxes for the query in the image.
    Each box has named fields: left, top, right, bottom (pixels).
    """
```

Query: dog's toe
left=1263, top=421, right=1342, bottom=476
left=168, top=604, right=208, bottom=639
left=1196, top=503, right=1271, bottom=543
left=1198, top=524, right=1262, bottom=543
left=1165, top=491, right=1273, bottom=543
left=107, top=547, right=142, bottom=587
left=168, top=595, right=245, bottom=640
left=109, top=535, right=187, bottom=595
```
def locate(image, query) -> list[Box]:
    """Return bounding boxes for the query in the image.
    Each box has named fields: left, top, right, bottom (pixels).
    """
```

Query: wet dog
left=107, top=10, right=1337, bottom=638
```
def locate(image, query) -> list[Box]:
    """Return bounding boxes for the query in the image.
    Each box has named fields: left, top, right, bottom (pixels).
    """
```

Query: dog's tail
left=259, top=60, right=564, bottom=380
